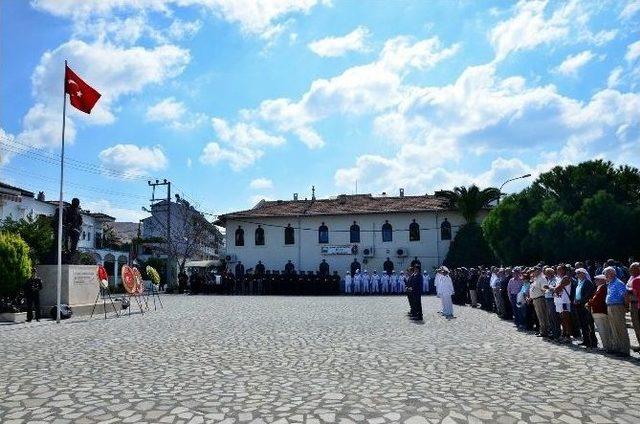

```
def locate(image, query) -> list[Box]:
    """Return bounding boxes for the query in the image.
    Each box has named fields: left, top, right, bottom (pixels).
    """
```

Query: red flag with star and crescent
left=64, top=65, right=101, bottom=114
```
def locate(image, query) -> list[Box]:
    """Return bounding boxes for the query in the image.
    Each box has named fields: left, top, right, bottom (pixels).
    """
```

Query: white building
left=217, top=191, right=488, bottom=276
left=0, top=182, right=130, bottom=285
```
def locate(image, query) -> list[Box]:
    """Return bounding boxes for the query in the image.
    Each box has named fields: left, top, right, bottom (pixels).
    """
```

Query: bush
left=0, top=215, right=53, bottom=265
left=444, top=223, right=496, bottom=268
left=79, top=252, right=97, bottom=265
left=0, top=232, right=32, bottom=311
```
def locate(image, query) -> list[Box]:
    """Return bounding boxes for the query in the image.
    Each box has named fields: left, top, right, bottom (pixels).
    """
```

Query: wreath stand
left=149, top=283, right=164, bottom=311
left=126, top=291, right=146, bottom=316
left=90, top=285, right=120, bottom=319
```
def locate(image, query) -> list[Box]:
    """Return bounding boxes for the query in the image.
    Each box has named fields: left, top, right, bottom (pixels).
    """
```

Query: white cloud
left=335, top=62, right=640, bottom=195
left=146, top=97, right=186, bottom=122
left=249, top=178, right=273, bottom=189
left=554, top=50, right=595, bottom=76
left=607, top=66, right=624, bottom=88
left=0, top=128, right=16, bottom=166
left=199, top=118, right=285, bottom=170
left=4, top=39, right=190, bottom=162
left=31, top=0, right=330, bottom=40
left=249, top=35, right=459, bottom=149
left=620, top=0, right=640, bottom=20
left=99, top=144, right=168, bottom=178
left=489, top=0, right=616, bottom=62
left=625, top=40, right=640, bottom=62
left=187, top=158, right=193, bottom=168
left=308, top=26, right=370, bottom=57
left=83, top=199, right=150, bottom=222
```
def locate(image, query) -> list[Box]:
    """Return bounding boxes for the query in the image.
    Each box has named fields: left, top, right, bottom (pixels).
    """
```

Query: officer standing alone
left=24, top=269, right=43, bottom=322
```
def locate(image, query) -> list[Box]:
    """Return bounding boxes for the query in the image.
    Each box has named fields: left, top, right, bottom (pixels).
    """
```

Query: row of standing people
left=452, top=259, right=639, bottom=358
left=343, top=269, right=431, bottom=295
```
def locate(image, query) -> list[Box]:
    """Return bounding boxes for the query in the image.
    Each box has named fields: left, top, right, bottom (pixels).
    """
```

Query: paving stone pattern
left=1, top=296, right=639, bottom=424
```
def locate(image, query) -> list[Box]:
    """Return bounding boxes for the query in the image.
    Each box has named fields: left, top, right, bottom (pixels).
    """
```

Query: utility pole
left=148, top=179, right=172, bottom=288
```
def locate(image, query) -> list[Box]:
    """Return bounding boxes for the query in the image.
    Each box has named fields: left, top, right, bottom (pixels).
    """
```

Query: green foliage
left=0, top=232, right=32, bottom=297
left=444, top=223, right=496, bottom=268
left=483, top=160, right=640, bottom=263
left=437, top=185, right=501, bottom=223
left=0, top=215, right=53, bottom=265
left=79, top=252, right=97, bottom=265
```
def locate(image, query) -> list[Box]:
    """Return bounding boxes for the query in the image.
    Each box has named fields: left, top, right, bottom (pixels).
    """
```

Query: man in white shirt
left=436, top=266, right=455, bottom=318
left=529, top=267, right=549, bottom=337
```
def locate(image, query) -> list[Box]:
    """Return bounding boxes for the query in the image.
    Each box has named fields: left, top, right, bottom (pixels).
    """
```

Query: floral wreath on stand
left=96, top=265, right=109, bottom=289
left=146, top=266, right=161, bottom=286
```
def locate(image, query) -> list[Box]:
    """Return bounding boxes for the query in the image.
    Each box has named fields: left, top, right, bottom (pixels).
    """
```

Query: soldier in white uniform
left=371, top=270, right=380, bottom=294
left=390, top=271, right=397, bottom=293
left=398, top=271, right=406, bottom=294
left=362, top=270, right=370, bottom=294
left=344, top=271, right=352, bottom=294
left=354, top=269, right=362, bottom=294
left=422, top=270, right=430, bottom=294
left=380, top=272, right=390, bottom=295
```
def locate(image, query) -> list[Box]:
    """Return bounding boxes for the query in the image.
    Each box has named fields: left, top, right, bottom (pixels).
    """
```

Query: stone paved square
left=1, top=295, right=640, bottom=424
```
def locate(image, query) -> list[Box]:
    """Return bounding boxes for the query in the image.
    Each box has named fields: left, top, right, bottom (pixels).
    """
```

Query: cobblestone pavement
left=2, top=295, right=640, bottom=424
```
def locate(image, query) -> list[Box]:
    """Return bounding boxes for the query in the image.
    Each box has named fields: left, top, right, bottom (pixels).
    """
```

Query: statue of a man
left=65, top=198, right=83, bottom=253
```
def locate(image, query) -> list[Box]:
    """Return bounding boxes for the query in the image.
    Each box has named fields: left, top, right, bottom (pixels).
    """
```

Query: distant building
left=141, top=195, right=222, bottom=265
left=0, top=182, right=129, bottom=285
left=216, top=190, right=488, bottom=276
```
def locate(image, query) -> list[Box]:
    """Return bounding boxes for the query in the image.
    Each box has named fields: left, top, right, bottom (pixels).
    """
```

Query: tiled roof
left=217, top=194, right=452, bottom=224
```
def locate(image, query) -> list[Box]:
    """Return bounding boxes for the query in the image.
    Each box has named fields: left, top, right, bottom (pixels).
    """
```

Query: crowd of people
left=445, top=259, right=639, bottom=358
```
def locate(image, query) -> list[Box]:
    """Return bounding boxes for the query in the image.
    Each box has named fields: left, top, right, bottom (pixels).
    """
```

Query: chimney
left=37, top=191, right=45, bottom=201
left=293, top=193, right=298, bottom=201
left=399, top=188, right=404, bottom=198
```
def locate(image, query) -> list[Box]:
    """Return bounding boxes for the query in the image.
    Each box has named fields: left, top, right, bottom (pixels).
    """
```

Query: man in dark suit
left=406, top=266, right=423, bottom=321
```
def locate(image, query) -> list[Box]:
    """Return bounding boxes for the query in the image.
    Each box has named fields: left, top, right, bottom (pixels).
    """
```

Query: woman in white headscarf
left=436, top=266, right=455, bottom=318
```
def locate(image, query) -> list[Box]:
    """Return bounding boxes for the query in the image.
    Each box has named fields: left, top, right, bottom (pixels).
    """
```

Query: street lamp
left=497, top=174, right=532, bottom=204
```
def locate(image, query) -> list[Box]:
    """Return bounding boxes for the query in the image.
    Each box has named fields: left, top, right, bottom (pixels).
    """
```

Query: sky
left=1, top=0, right=639, bottom=222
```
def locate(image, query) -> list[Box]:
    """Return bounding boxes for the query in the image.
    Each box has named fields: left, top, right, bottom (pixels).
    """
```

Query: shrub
left=444, top=223, right=496, bottom=268
left=0, top=232, right=32, bottom=311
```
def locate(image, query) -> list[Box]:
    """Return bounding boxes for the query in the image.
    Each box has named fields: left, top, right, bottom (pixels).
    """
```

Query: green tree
left=483, top=161, right=640, bottom=264
left=0, top=215, right=53, bottom=265
left=443, top=222, right=496, bottom=267
left=0, top=232, right=32, bottom=298
left=437, top=185, right=501, bottom=223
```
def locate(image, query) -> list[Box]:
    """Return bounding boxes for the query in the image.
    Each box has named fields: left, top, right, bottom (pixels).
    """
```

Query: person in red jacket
left=587, top=275, right=612, bottom=352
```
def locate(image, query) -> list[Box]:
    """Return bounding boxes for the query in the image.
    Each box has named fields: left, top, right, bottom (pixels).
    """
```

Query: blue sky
left=1, top=0, right=639, bottom=222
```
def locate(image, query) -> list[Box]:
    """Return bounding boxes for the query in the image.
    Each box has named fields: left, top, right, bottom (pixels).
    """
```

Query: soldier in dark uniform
left=178, top=271, right=188, bottom=293
left=234, top=262, right=245, bottom=294
left=410, top=256, right=421, bottom=269
left=383, top=257, right=394, bottom=275
left=307, top=271, right=315, bottom=296
left=319, top=259, right=330, bottom=277
left=285, top=260, right=295, bottom=275
left=351, top=259, right=361, bottom=277
left=407, top=266, right=423, bottom=321
left=189, top=271, right=198, bottom=294
left=331, top=271, right=340, bottom=295
left=255, top=261, right=266, bottom=276
left=24, top=269, right=43, bottom=322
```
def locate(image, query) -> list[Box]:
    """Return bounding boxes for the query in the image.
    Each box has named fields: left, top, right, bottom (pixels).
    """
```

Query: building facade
left=217, top=193, right=488, bottom=276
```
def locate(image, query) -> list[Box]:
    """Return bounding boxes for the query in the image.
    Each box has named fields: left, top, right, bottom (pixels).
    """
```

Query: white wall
left=224, top=210, right=483, bottom=276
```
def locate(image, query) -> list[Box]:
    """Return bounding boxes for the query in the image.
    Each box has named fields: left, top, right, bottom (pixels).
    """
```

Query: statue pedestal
left=37, top=265, right=104, bottom=316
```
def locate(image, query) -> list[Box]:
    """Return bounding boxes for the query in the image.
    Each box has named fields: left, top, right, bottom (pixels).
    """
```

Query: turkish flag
left=65, top=65, right=101, bottom=114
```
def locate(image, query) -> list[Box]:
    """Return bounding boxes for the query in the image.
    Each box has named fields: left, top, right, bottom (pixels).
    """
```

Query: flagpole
left=56, top=60, right=68, bottom=324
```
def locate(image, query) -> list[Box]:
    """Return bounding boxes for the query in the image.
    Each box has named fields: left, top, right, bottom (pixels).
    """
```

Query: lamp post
left=498, top=174, right=532, bottom=204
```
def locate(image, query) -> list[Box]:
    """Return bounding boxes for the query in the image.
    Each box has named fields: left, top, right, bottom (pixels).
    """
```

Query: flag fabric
left=64, top=65, right=101, bottom=114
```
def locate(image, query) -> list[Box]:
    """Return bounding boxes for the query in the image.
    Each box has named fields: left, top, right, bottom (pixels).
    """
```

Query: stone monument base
left=37, top=264, right=110, bottom=316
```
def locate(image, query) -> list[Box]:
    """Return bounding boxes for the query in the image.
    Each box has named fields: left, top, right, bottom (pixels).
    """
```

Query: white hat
left=575, top=267, right=588, bottom=275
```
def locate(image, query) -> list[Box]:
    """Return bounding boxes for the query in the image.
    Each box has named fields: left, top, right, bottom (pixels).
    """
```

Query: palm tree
left=436, top=185, right=500, bottom=223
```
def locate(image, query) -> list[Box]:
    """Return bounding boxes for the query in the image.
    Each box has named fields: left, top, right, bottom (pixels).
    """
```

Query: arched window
left=440, top=218, right=452, bottom=241
left=255, top=225, right=265, bottom=246
left=318, top=222, right=329, bottom=244
left=382, top=220, right=393, bottom=242
left=235, top=226, right=244, bottom=246
left=409, top=219, right=420, bottom=241
left=284, top=224, right=295, bottom=245
left=350, top=221, right=360, bottom=243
